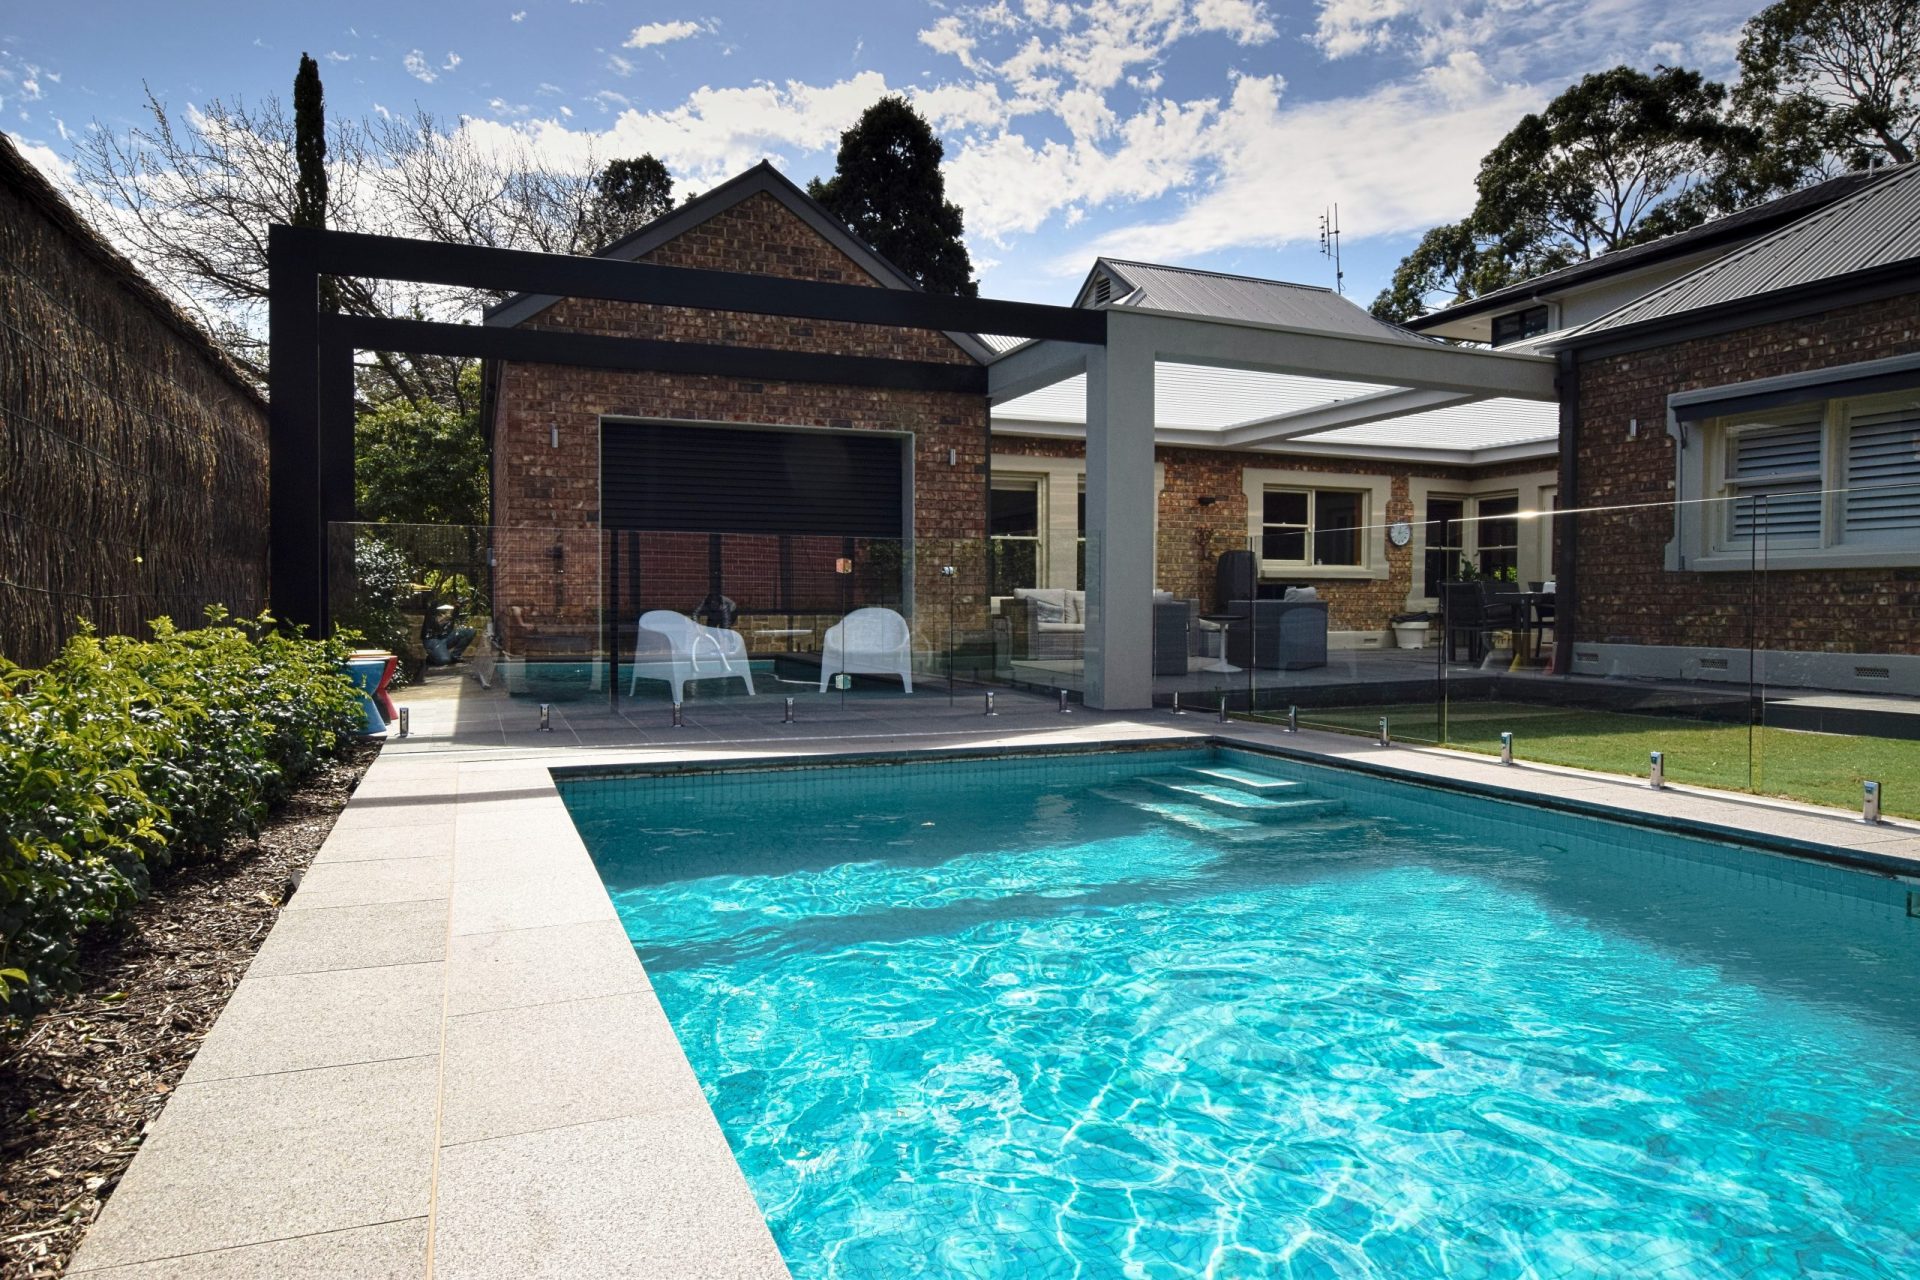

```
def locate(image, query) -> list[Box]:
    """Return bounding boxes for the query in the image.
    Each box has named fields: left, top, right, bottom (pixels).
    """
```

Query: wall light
left=550, top=425, right=559, bottom=448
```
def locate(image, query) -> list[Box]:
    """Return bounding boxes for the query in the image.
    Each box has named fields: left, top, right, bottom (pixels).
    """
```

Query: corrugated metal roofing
left=1094, top=259, right=1439, bottom=345
left=1562, top=162, right=1920, bottom=341
left=1408, top=166, right=1895, bottom=330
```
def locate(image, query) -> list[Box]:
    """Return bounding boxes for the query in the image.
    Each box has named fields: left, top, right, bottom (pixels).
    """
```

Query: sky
left=2, top=0, right=1761, bottom=307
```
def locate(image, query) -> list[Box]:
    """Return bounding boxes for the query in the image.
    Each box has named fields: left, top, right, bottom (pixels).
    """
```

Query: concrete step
left=1178, top=765, right=1305, bottom=792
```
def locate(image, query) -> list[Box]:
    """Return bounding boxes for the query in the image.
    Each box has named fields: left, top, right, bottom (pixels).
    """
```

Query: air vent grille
left=1092, top=276, right=1112, bottom=306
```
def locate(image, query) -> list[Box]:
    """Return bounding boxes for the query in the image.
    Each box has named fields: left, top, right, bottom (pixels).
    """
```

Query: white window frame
left=1242, top=468, right=1390, bottom=581
left=988, top=474, right=1045, bottom=596
left=1406, top=471, right=1558, bottom=604
left=1671, top=376, right=1920, bottom=572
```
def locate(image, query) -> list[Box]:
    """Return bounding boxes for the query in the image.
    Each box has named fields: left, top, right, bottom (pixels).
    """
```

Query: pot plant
left=1389, top=610, right=1432, bottom=650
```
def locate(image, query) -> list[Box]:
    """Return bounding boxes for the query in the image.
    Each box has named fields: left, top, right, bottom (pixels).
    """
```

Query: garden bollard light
left=1058, top=689, right=1072, bottom=714
left=1378, top=716, right=1390, bottom=746
left=783, top=696, right=795, bottom=725
left=1649, top=751, right=1665, bottom=789
left=397, top=707, right=410, bottom=739
left=671, top=702, right=684, bottom=728
left=984, top=692, right=997, bottom=717
left=1499, top=731, right=1513, bottom=765
left=1286, top=705, right=1298, bottom=733
left=538, top=703, right=551, bottom=732
left=1170, top=692, right=1185, bottom=715
left=1217, top=695, right=1230, bottom=724
left=1864, top=780, right=1882, bottom=824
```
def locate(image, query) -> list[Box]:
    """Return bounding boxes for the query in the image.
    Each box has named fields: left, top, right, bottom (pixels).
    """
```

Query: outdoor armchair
left=819, top=607, right=914, bottom=692
left=631, top=610, right=756, bottom=702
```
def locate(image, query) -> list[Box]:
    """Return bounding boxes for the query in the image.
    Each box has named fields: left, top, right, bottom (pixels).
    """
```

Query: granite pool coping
left=66, top=716, right=1917, bottom=1277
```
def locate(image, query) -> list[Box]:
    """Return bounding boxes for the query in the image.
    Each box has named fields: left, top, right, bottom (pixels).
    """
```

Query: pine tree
left=293, top=53, right=327, bottom=230
left=808, top=97, right=978, bottom=297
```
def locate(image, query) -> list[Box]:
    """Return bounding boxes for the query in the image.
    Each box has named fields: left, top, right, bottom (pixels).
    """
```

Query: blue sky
left=4, top=0, right=1760, bottom=305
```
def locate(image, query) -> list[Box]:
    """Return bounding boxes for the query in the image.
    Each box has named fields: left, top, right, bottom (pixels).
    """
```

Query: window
left=1491, top=306, right=1550, bottom=347
left=1843, top=401, right=1920, bottom=546
left=1260, top=488, right=1365, bottom=568
left=1424, top=496, right=1465, bottom=591
left=989, top=477, right=1041, bottom=595
left=1688, top=388, right=1920, bottom=567
left=1476, top=495, right=1520, bottom=580
left=1075, top=485, right=1088, bottom=590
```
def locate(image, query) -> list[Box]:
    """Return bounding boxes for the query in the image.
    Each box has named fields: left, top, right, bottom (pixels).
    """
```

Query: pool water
left=563, top=748, right=1920, bottom=1279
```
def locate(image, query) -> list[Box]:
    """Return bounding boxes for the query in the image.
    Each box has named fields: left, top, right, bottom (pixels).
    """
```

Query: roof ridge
left=1099, top=257, right=1333, bottom=293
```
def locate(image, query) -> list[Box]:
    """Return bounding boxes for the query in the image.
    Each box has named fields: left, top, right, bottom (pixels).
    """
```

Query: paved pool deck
left=66, top=685, right=1920, bottom=1277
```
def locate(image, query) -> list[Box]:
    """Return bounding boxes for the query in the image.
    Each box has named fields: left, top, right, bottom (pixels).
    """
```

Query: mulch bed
left=0, top=740, right=382, bottom=1279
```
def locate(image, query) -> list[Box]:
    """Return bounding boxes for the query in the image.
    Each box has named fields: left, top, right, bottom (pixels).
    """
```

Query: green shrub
left=0, top=612, right=362, bottom=1024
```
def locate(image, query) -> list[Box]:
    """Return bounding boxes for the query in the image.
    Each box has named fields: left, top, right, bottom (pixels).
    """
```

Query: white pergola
left=986, top=306, right=1560, bottom=710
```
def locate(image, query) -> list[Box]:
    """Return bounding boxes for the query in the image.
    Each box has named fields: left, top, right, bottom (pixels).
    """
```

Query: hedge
left=0, top=612, right=363, bottom=1026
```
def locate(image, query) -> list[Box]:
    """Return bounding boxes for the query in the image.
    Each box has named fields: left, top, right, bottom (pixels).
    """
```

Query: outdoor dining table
left=1502, top=592, right=1555, bottom=667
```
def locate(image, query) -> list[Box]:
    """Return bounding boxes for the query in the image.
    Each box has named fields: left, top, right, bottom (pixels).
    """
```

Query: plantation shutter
left=1726, top=420, right=1824, bottom=546
left=1842, top=405, right=1920, bottom=545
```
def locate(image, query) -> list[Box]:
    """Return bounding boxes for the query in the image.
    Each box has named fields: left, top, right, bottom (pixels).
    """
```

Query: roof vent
left=1091, top=275, right=1112, bottom=306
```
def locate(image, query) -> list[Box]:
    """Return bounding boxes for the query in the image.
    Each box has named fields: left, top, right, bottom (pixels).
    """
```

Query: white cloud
left=4, top=132, right=75, bottom=186
left=511, top=9, right=527, bottom=20
left=1062, top=69, right=1540, bottom=269
left=442, top=52, right=462, bottom=72
left=1192, top=0, right=1278, bottom=45
left=624, top=19, right=705, bottom=50
left=325, top=50, right=353, bottom=63
left=403, top=50, right=436, bottom=83
left=607, top=53, right=635, bottom=77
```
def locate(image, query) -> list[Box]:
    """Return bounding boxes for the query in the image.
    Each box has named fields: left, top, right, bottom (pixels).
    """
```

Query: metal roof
left=1559, top=161, right=1920, bottom=343
left=1407, top=166, right=1895, bottom=331
left=1088, top=259, right=1438, bottom=345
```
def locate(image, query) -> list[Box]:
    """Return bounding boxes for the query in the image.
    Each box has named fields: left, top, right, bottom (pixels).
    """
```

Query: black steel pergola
left=266, top=223, right=1106, bottom=636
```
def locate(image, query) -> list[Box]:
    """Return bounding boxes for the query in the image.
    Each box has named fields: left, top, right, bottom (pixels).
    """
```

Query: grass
left=1275, top=700, right=1918, bottom=819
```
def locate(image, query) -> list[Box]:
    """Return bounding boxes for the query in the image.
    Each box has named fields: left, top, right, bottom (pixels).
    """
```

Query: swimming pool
left=562, top=745, right=1920, bottom=1279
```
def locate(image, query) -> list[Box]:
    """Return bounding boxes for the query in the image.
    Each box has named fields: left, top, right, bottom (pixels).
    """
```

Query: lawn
left=1272, top=700, right=1917, bottom=819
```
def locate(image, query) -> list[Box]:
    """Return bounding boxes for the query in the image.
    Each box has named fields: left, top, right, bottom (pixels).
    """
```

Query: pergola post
left=1083, top=318, right=1156, bottom=710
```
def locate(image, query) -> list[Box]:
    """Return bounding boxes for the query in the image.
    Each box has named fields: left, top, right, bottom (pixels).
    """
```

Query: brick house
left=482, top=163, right=996, bottom=665
left=482, top=166, right=1565, bottom=673
left=1540, top=162, right=1920, bottom=694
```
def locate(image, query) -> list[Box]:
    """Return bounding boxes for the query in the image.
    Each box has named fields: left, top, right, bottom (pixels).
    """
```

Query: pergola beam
left=985, top=339, right=1097, bottom=403
left=1219, top=386, right=1481, bottom=447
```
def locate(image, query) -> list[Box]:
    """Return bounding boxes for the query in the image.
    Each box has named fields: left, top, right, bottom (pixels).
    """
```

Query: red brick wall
left=994, top=437, right=1548, bottom=630
left=1571, top=291, right=1920, bottom=654
left=491, top=190, right=988, bottom=654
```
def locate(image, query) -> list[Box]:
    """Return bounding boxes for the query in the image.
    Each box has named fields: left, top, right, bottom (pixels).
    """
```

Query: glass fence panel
left=327, top=523, right=1082, bottom=749
left=1754, top=480, right=1920, bottom=819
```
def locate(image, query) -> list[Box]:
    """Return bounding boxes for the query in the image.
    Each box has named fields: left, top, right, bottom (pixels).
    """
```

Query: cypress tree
left=293, top=53, right=327, bottom=230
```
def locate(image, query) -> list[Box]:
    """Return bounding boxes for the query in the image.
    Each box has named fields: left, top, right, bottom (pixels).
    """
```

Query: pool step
left=1178, top=766, right=1306, bottom=793
left=1144, top=777, right=1301, bottom=810
left=1092, top=788, right=1281, bottom=839
left=1100, top=783, right=1346, bottom=838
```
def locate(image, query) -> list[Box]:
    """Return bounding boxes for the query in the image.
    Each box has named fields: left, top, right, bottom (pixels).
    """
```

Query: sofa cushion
left=1065, top=590, right=1086, bottom=625
left=1282, top=586, right=1321, bottom=602
left=1013, top=587, right=1071, bottom=625
left=1036, top=621, right=1086, bottom=634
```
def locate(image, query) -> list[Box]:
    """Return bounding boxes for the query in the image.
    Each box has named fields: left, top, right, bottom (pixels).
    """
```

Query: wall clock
left=1388, top=520, right=1413, bottom=547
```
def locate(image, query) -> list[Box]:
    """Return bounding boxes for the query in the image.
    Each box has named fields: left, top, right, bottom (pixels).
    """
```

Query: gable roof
left=0, top=133, right=266, bottom=409
left=483, top=160, right=994, bottom=362
left=1555, top=161, right=1920, bottom=345
left=1405, top=166, right=1895, bottom=332
left=1079, top=258, right=1439, bottom=345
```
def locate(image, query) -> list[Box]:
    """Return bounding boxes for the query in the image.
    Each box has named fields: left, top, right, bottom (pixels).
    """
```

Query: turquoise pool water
left=563, top=747, right=1920, bottom=1279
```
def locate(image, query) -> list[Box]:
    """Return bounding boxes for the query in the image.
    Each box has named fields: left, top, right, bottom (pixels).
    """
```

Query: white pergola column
left=1083, top=319, right=1156, bottom=710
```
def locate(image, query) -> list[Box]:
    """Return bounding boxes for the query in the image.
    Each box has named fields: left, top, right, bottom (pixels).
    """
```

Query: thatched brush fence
left=0, top=134, right=269, bottom=667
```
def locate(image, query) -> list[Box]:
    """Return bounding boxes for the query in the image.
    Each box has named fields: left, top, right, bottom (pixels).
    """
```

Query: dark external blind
left=600, top=420, right=905, bottom=537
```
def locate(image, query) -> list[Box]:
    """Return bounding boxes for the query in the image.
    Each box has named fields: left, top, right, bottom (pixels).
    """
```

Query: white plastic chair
left=630, top=611, right=755, bottom=702
left=818, top=607, right=914, bottom=692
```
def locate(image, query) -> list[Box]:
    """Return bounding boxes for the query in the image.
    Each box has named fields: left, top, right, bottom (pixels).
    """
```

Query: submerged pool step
left=1178, top=766, right=1306, bottom=793
left=1092, top=788, right=1281, bottom=839
left=1143, top=775, right=1346, bottom=823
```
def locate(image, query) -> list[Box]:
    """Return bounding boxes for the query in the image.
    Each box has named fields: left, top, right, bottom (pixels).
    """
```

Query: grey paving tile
left=247, top=899, right=447, bottom=978
left=310, top=824, right=454, bottom=865
left=183, top=962, right=444, bottom=1084
left=444, top=918, right=648, bottom=1017
left=285, top=856, right=451, bottom=912
left=432, top=1109, right=789, bottom=1280
left=329, top=801, right=461, bottom=832
left=449, top=865, right=616, bottom=937
left=439, top=991, right=706, bottom=1146
left=68, top=1217, right=426, bottom=1278
left=452, top=837, right=591, bottom=880
left=66, top=1057, right=437, bottom=1271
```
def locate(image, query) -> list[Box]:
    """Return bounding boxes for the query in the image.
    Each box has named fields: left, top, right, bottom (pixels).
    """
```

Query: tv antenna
left=1318, top=204, right=1344, bottom=295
